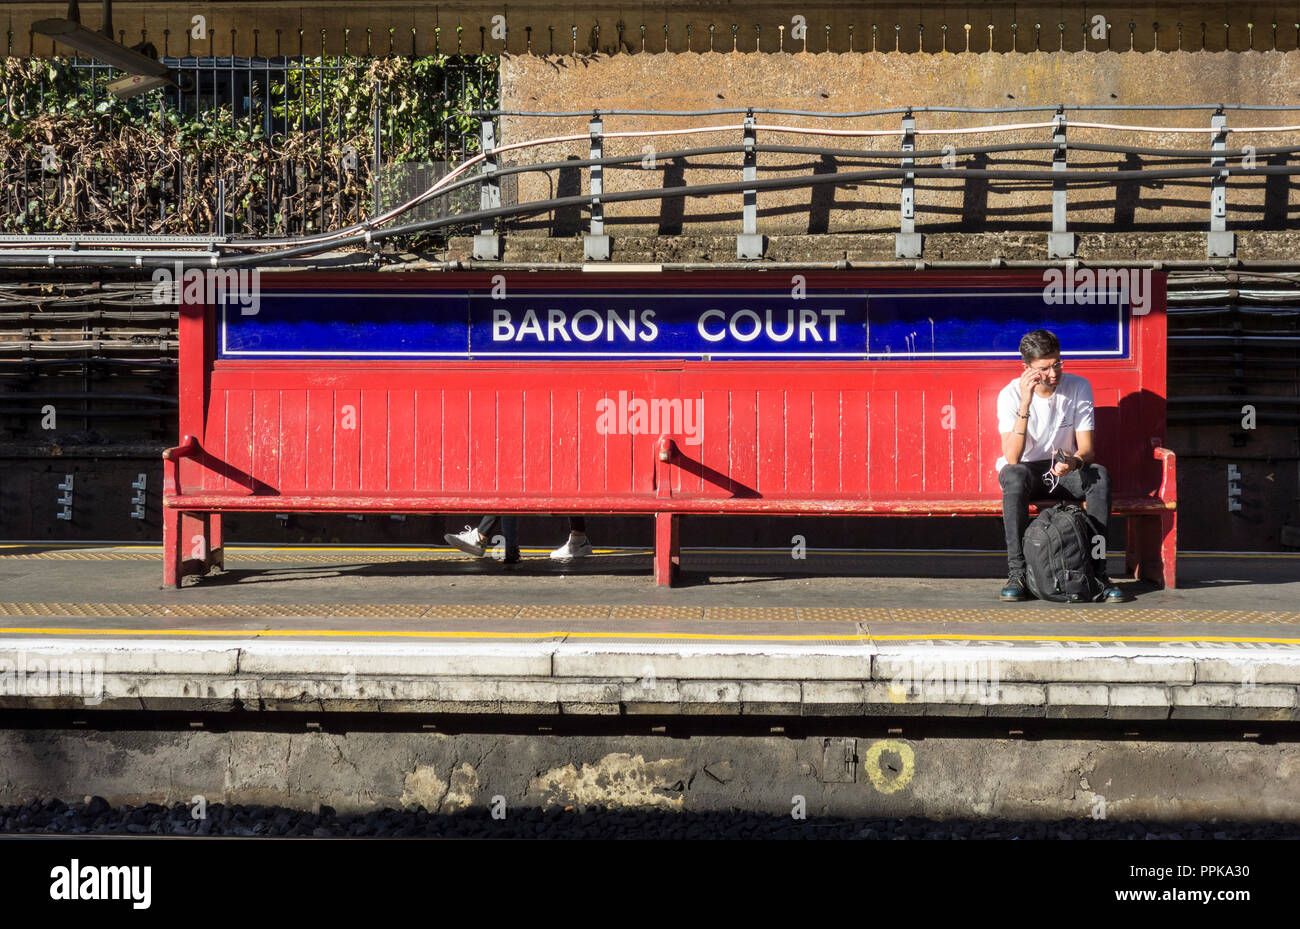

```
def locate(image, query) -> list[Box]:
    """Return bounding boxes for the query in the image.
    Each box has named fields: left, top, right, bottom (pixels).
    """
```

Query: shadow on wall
left=507, top=153, right=1297, bottom=235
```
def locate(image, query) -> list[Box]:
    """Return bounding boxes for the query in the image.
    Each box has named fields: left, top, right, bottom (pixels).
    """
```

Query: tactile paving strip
left=423, top=604, right=524, bottom=620
left=0, top=602, right=1296, bottom=626
left=609, top=605, right=706, bottom=621
left=1175, top=610, right=1289, bottom=625
left=704, top=607, right=800, bottom=623
left=798, top=608, right=893, bottom=623
left=516, top=605, right=612, bottom=620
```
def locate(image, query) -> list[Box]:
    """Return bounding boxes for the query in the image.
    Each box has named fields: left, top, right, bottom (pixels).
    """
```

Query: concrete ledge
left=3, top=638, right=1300, bottom=721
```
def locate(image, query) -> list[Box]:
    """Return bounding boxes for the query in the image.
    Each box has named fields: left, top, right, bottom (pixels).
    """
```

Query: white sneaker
left=549, top=535, right=594, bottom=561
left=444, top=526, right=487, bottom=557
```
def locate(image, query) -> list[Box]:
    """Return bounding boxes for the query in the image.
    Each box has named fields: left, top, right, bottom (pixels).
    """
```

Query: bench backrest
left=178, top=270, right=1167, bottom=502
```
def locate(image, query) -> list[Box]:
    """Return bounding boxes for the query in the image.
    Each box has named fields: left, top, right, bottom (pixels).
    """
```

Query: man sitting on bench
left=996, top=329, right=1124, bottom=603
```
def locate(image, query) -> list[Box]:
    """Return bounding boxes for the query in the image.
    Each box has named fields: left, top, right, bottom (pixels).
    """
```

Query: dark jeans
left=999, top=459, right=1111, bottom=576
left=473, top=515, right=586, bottom=556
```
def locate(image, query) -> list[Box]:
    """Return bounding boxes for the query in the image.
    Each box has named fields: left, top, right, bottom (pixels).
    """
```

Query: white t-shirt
left=995, top=372, right=1095, bottom=473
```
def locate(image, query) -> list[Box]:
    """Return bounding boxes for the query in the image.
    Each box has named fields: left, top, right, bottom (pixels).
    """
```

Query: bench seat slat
left=165, top=492, right=1173, bottom=515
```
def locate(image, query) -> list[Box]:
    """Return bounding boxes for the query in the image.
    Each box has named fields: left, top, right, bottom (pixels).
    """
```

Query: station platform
left=1, top=544, right=1299, bottom=722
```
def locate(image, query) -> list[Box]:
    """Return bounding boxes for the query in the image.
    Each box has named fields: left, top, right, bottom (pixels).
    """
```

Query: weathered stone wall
left=500, top=51, right=1300, bottom=237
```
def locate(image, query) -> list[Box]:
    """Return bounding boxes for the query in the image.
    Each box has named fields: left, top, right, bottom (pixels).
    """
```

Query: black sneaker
left=502, top=548, right=521, bottom=565
left=1000, top=574, right=1032, bottom=602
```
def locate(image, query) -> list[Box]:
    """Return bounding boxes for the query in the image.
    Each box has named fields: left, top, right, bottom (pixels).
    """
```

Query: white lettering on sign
left=491, top=308, right=659, bottom=343
left=697, top=308, right=844, bottom=343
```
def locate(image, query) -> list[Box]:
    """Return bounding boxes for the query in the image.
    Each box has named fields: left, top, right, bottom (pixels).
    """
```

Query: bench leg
left=1126, top=513, right=1177, bottom=589
left=654, top=513, right=679, bottom=587
left=179, top=512, right=209, bottom=582
left=162, top=505, right=182, bottom=589
left=1159, top=510, right=1177, bottom=589
left=208, top=513, right=224, bottom=572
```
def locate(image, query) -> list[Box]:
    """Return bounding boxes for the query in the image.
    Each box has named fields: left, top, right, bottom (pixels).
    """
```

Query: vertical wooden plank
left=551, top=388, right=578, bottom=495
left=521, top=388, right=550, bottom=494
left=414, top=388, right=442, bottom=492
left=203, top=389, right=228, bottom=491
left=756, top=389, right=786, bottom=495
left=279, top=389, right=307, bottom=492
left=810, top=389, right=838, bottom=494
left=387, top=389, right=416, bottom=492
left=577, top=387, right=607, bottom=494
left=467, top=389, right=496, bottom=492
left=224, top=389, right=253, bottom=492
left=867, top=389, right=895, bottom=495
left=176, top=298, right=209, bottom=492
left=674, top=381, right=701, bottom=494
left=950, top=389, right=982, bottom=495
left=896, top=389, right=926, bottom=493
left=359, top=388, right=388, bottom=491
left=923, top=387, right=954, bottom=494
left=785, top=388, right=814, bottom=497
left=251, top=390, right=281, bottom=491
left=442, top=389, right=470, bottom=493
left=497, top=388, right=525, bottom=492
left=729, top=389, right=758, bottom=495
left=1093, top=386, right=1130, bottom=491
left=841, top=389, right=868, bottom=497
left=979, top=387, right=1002, bottom=496
left=333, top=389, right=361, bottom=491
left=605, top=388, right=633, bottom=494
left=305, top=389, right=332, bottom=491
left=698, top=389, right=729, bottom=495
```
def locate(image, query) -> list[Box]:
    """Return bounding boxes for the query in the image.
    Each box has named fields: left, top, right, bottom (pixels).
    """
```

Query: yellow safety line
left=0, top=626, right=861, bottom=642
left=2, top=627, right=1300, bottom=645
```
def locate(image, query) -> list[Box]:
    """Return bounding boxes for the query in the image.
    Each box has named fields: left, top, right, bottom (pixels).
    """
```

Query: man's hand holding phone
left=1051, top=448, right=1076, bottom=477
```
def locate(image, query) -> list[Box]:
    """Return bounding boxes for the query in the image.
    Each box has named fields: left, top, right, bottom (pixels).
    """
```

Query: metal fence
left=1, top=54, right=497, bottom=239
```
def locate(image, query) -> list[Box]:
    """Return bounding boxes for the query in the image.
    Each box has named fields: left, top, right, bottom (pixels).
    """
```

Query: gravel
left=2, top=797, right=1299, bottom=839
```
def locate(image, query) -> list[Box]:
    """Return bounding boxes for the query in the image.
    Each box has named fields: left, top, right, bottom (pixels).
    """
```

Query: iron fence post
left=584, top=112, right=611, bottom=261
left=737, top=110, right=764, bottom=259
left=1208, top=110, right=1236, bottom=257
left=473, top=115, right=501, bottom=259
left=896, top=112, right=924, bottom=258
left=1048, top=108, right=1076, bottom=258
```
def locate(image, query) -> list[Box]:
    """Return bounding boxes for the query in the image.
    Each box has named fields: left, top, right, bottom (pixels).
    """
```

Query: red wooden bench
left=163, top=269, right=1175, bottom=589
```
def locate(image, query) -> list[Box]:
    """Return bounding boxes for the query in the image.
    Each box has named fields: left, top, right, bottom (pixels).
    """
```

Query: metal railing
left=4, top=103, right=1300, bottom=266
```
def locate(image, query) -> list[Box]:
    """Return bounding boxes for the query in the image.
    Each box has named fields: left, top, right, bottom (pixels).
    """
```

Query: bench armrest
left=162, top=435, right=199, bottom=497
left=1152, top=445, right=1177, bottom=503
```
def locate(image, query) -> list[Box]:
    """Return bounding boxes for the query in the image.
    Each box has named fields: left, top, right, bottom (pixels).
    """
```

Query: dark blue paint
left=217, top=286, right=1130, bottom=360
left=867, top=290, right=1128, bottom=358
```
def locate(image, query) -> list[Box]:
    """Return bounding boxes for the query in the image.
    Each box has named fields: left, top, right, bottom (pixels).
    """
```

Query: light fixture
left=32, top=0, right=176, bottom=97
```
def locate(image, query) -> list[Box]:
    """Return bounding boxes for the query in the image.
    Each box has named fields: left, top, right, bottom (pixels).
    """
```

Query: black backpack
left=1023, top=503, right=1106, bottom=603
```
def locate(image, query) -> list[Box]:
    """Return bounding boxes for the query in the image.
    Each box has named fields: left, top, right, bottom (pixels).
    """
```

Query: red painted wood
left=414, top=388, right=441, bottom=492
left=360, top=388, right=387, bottom=492
left=387, top=389, right=415, bottom=492
left=442, top=390, right=470, bottom=492
left=783, top=389, right=812, bottom=495
left=164, top=490, right=1171, bottom=515
left=280, top=390, right=307, bottom=491
left=305, top=389, right=332, bottom=492
left=654, top=512, right=679, bottom=586
left=169, top=270, right=1173, bottom=589
left=252, top=390, right=280, bottom=491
